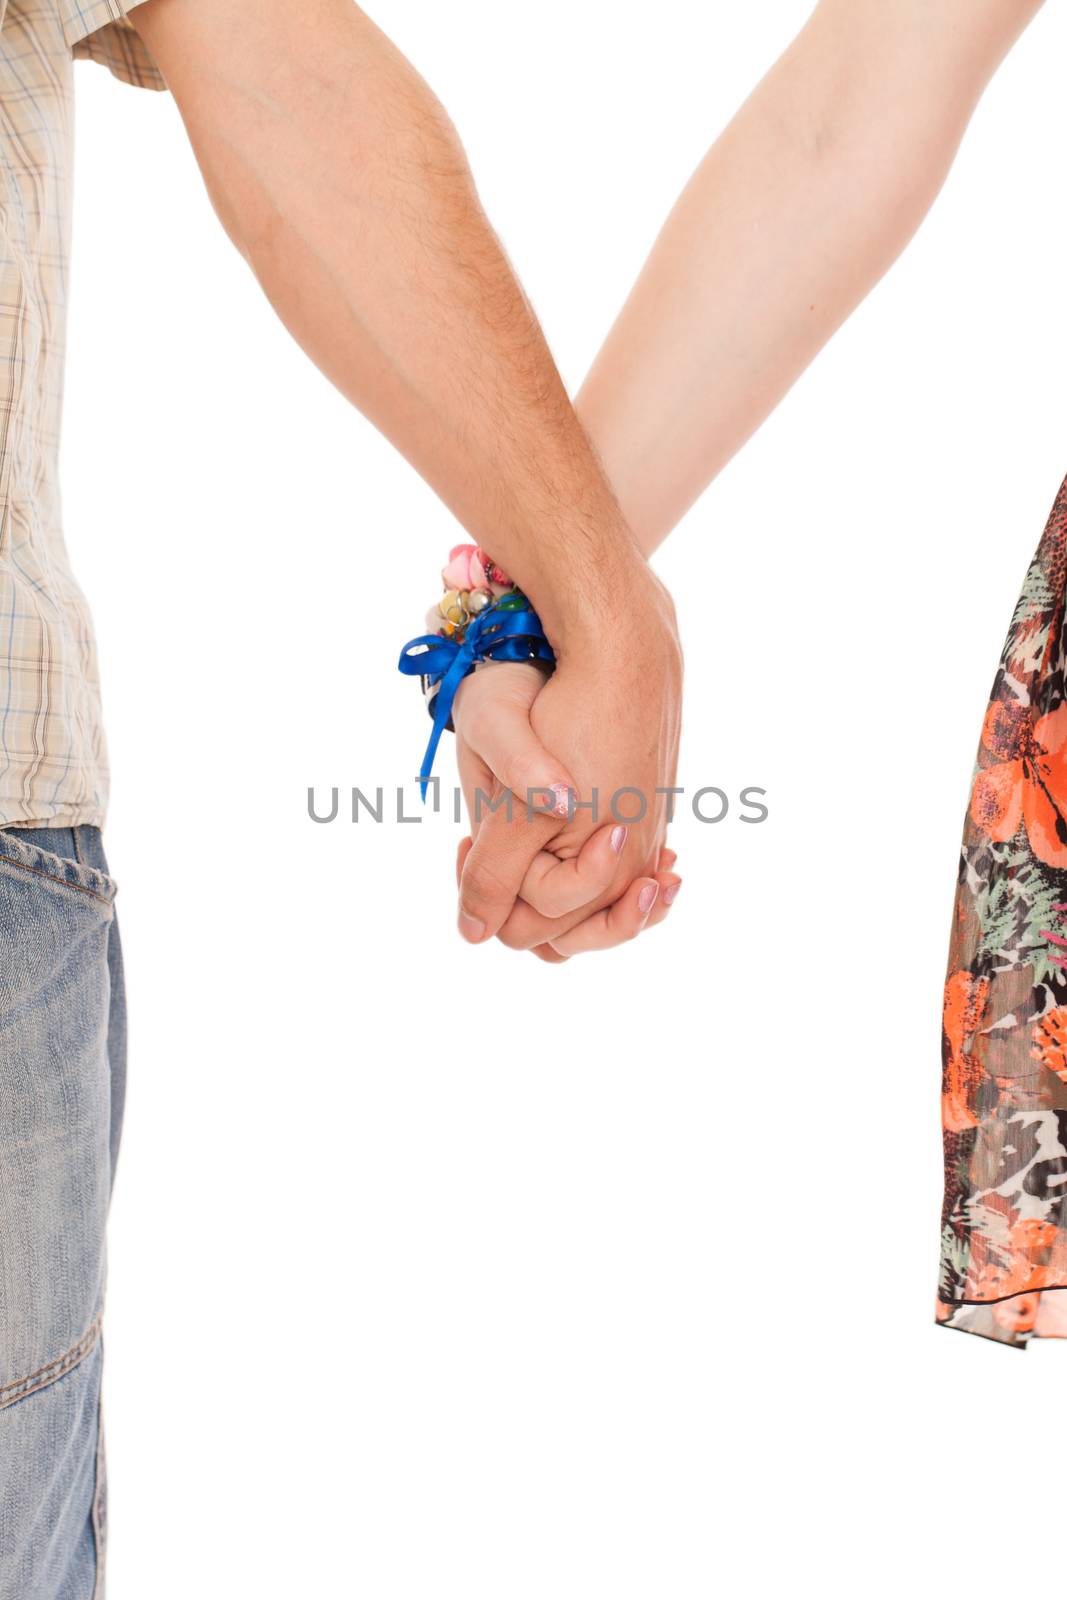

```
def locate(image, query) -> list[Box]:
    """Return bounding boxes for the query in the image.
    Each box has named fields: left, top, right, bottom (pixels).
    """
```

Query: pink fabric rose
left=442, top=544, right=489, bottom=592
left=441, top=545, right=511, bottom=592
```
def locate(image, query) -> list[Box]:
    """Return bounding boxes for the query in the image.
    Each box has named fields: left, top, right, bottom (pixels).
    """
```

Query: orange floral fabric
left=939, top=475, right=1067, bottom=1346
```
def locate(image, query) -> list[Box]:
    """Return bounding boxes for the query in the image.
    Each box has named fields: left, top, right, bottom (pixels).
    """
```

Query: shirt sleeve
left=61, top=0, right=165, bottom=90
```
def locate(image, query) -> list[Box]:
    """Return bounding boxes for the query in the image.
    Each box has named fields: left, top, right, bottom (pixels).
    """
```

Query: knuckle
left=460, top=855, right=511, bottom=913
left=523, top=880, right=560, bottom=918
left=496, top=917, right=534, bottom=951
left=496, top=904, right=550, bottom=950
left=501, top=749, right=535, bottom=793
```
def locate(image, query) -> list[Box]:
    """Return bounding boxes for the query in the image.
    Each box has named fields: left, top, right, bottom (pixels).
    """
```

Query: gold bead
left=439, top=589, right=469, bottom=626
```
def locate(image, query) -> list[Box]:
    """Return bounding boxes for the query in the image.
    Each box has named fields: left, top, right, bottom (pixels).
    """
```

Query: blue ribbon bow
left=398, top=600, right=555, bottom=797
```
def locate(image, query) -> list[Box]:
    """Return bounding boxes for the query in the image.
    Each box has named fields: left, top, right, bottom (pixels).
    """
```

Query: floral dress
left=939, top=474, right=1067, bottom=1346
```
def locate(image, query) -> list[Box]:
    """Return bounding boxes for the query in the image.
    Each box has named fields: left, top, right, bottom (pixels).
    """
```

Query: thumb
left=469, top=698, right=576, bottom=822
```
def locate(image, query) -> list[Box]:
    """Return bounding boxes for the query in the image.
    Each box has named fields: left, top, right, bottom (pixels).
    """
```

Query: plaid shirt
left=0, top=0, right=160, bottom=828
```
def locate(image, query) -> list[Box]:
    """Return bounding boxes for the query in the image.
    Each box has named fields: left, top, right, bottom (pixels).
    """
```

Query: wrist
left=525, top=541, right=659, bottom=660
left=540, top=556, right=679, bottom=672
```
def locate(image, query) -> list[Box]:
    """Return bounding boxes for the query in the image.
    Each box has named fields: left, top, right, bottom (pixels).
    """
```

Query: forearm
left=577, top=0, right=1043, bottom=553
left=133, top=0, right=648, bottom=651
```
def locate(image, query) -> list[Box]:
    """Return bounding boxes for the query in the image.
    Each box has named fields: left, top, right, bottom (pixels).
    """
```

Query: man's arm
left=577, top=0, right=1045, bottom=552
left=130, top=0, right=682, bottom=940
left=132, top=0, right=653, bottom=649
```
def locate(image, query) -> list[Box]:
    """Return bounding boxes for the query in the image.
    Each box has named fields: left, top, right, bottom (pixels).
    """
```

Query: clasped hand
left=451, top=567, right=683, bottom=961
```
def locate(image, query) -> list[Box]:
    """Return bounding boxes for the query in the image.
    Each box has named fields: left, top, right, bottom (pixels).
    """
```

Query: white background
left=62, top=2, right=1067, bottom=1594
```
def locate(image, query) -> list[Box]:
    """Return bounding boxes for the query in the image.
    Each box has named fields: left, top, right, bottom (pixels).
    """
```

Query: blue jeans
left=0, top=826, right=125, bottom=1599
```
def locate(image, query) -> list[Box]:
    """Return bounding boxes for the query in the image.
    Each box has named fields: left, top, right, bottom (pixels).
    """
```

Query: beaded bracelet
left=398, top=544, right=555, bottom=796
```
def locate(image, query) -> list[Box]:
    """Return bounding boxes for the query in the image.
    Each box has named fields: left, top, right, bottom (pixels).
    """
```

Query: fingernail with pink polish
left=638, top=883, right=659, bottom=917
left=663, top=882, right=681, bottom=906
left=611, top=825, right=627, bottom=855
left=550, top=783, right=573, bottom=820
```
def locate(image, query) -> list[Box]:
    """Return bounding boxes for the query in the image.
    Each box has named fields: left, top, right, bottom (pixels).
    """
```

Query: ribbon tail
left=418, top=714, right=448, bottom=803
left=416, top=644, right=474, bottom=801
left=401, top=600, right=556, bottom=801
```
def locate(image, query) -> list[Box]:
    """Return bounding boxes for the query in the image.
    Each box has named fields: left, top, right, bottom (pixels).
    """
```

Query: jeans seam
left=91, top=1388, right=106, bottom=1600
left=0, top=1314, right=102, bottom=1408
left=0, top=850, right=113, bottom=906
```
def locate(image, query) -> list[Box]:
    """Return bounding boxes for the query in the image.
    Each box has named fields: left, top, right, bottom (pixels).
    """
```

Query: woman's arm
left=578, top=0, right=1045, bottom=552
left=458, top=0, right=1044, bottom=958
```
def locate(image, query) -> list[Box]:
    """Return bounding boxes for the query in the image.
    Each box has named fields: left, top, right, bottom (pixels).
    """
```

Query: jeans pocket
left=0, top=827, right=117, bottom=909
